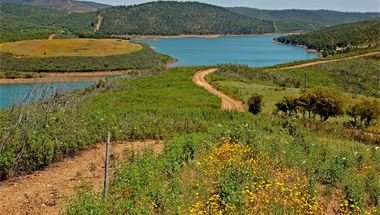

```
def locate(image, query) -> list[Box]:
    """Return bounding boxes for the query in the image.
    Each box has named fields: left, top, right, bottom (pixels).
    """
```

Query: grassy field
left=215, top=54, right=380, bottom=98
left=0, top=39, right=142, bottom=58
left=0, top=43, right=171, bottom=73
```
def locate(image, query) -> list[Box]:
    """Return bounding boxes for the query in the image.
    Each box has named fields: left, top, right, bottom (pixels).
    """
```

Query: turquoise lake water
left=1, top=36, right=319, bottom=108
left=136, top=35, right=319, bottom=67
left=0, top=81, right=93, bottom=108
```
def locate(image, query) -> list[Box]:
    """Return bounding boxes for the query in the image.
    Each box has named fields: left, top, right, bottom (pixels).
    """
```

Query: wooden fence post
left=103, top=132, right=110, bottom=200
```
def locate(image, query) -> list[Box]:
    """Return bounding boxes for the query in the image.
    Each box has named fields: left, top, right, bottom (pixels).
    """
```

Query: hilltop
left=0, top=0, right=109, bottom=12
left=229, top=7, right=380, bottom=32
left=276, top=19, right=380, bottom=55
left=97, top=2, right=276, bottom=36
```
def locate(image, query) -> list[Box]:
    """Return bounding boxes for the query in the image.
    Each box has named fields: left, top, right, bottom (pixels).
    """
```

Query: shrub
left=347, top=99, right=380, bottom=127
left=247, top=93, right=263, bottom=115
left=275, top=96, right=299, bottom=116
left=304, top=87, right=344, bottom=121
left=297, top=91, right=318, bottom=118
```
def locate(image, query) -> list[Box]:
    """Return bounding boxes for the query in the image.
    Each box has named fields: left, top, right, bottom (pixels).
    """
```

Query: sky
left=91, top=0, right=380, bottom=12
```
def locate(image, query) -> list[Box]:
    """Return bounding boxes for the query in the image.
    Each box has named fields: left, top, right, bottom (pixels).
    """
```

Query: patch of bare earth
left=0, top=140, right=163, bottom=215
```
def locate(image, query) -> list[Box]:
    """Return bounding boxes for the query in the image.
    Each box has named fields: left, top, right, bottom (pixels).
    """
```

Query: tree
left=297, top=91, right=317, bottom=119
left=309, top=87, right=344, bottom=121
left=347, top=99, right=380, bottom=127
left=248, top=93, right=263, bottom=115
left=275, top=96, right=299, bottom=116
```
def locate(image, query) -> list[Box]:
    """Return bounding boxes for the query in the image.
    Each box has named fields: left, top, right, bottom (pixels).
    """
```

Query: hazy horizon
left=89, top=0, right=380, bottom=12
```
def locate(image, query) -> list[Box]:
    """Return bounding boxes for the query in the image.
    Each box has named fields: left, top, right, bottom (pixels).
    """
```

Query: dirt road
left=275, top=51, right=380, bottom=70
left=193, top=68, right=244, bottom=112
left=0, top=140, right=163, bottom=215
left=48, top=34, right=56, bottom=40
left=94, top=15, right=103, bottom=32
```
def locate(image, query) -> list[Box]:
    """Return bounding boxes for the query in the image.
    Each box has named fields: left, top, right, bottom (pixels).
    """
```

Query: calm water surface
left=136, top=35, right=319, bottom=67
left=1, top=36, right=318, bottom=108
left=0, top=81, right=93, bottom=108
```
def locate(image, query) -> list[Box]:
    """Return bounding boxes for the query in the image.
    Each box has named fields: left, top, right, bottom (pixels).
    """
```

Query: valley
left=0, top=0, right=379, bottom=214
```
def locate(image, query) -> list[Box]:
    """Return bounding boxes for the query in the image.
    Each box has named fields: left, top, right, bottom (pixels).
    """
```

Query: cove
left=135, top=35, right=319, bottom=67
left=0, top=81, right=94, bottom=108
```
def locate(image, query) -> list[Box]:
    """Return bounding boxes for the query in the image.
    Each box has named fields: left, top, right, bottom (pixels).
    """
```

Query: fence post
left=103, top=132, right=110, bottom=200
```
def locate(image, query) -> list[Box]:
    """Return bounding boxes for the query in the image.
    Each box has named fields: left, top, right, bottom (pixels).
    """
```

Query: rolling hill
left=0, top=3, right=96, bottom=42
left=97, top=2, right=276, bottom=36
left=0, top=0, right=109, bottom=12
left=275, top=19, right=380, bottom=54
left=229, top=7, right=380, bottom=32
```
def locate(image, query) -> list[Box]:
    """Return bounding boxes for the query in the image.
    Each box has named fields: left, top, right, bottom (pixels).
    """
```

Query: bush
left=347, top=99, right=380, bottom=127
left=247, top=93, right=263, bottom=115
left=275, top=96, right=299, bottom=116
left=276, top=87, right=344, bottom=121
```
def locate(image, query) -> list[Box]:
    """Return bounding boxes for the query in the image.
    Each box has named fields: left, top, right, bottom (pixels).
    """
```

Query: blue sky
left=92, top=0, right=380, bottom=12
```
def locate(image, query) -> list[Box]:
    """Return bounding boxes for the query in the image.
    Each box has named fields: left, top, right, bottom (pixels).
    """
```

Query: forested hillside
left=0, top=3, right=95, bottom=42
left=0, top=0, right=109, bottom=12
left=229, top=7, right=380, bottom=32
left=97, top=2, right=276, bottom=35
left=275, top=19, right=380, bottom=54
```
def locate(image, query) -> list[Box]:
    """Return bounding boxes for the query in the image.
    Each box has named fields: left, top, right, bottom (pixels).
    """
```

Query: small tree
left=347, top=99, right=380, bottom=127
left=248, top=93, right=263, bottom=115
left=297, top=91, right=317, bottom=119
left=309, top=87, right=344, bottom=121
left=275, top=96, right=299, bottom=116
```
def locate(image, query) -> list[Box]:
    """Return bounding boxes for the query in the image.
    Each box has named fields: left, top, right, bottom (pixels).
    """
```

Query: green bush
left=347, top=99, right=380, bottom=127
left=247, top=93, right=263, bottom=115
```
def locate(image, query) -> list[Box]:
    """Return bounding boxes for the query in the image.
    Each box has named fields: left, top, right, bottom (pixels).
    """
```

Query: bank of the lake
left=0, top=71, right=131, bottom=84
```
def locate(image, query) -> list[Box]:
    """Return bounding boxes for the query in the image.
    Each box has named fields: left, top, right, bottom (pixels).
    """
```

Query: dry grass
left=0, top=39, right=142, bottom=58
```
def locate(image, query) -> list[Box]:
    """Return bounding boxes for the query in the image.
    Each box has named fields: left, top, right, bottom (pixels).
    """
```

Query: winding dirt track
left=275, top=51, right=380, bottom=70
left=94, top=15, right=103, bottom=33
left=193, top=68, right=244, bottom=112
left=0, top=140, right=163, bottom=215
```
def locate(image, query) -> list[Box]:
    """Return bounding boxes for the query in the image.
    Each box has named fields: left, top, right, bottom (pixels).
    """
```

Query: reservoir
left=0, top=81, right=93, bottom=108
left=136, top=35, right=318, bottom=67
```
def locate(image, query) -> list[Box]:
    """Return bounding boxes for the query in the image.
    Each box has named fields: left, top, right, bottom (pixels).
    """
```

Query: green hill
left=229, top=7, right=380, bottom=32
left=0, top=3, right=95, bottom=42
left=275, top=19, right=380, bottom=54
left=0, top=0, right=109, bottom=12
left=97, top=2, right=276, bottom=36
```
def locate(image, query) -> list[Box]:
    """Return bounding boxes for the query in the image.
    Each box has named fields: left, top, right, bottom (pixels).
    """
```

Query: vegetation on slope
left=0, top=0, right=109, bottom=12
left=214, top=54, right=380, bottom=98
left=0, top=67, right=378, bottom=213
left=275, top=19, right=380, bottom=54
left=0, top=3, right=96, bottom=42
left=97, top=2, right=275, bottom=36
left=229, top=7, right=380, bottom=32
left=0, top=43, right=171, bottom=72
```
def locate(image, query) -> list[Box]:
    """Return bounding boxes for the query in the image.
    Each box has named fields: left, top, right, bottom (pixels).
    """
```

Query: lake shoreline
left=126, top=32, right=301, bottom=40
left=273, top=41, right=321, bottom=56
left=0, top=71, right=131, bottom=84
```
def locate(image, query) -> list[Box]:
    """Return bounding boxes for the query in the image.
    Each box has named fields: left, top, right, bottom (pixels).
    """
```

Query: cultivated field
left=0, top=39, right=142, bottom=57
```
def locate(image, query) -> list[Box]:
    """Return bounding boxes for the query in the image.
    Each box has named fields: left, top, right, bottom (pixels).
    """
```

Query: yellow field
left=0, top=39, right=142, bottom=57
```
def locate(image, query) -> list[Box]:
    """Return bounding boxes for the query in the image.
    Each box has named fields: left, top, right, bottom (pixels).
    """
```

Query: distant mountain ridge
left=0, top=0, right=110, bottom=12
left=229, top=7, right=380, bottom=32
left=97, top=2, right=276, bottom=35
